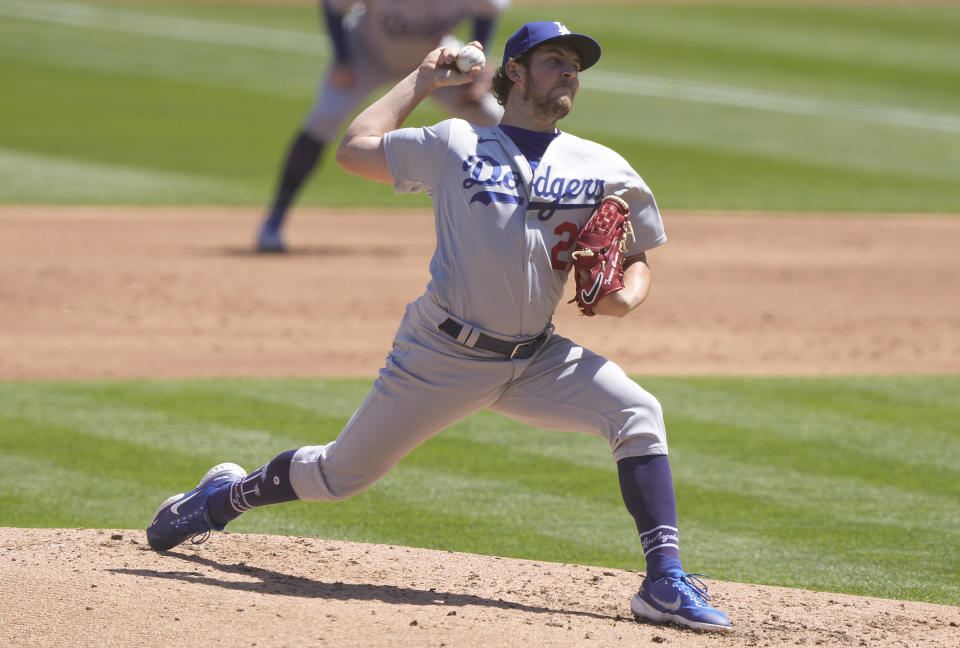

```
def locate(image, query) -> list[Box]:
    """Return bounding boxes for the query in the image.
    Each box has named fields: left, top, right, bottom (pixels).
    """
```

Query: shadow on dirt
left=109, top=550, right=621, bottom=622
left=212, top=245, right=409, bottom=257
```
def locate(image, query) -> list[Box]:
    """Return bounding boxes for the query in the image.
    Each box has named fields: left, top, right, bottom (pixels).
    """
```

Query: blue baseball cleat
left=146, top=462, right=247, bottom=551
left=631, top=572, right=733, bottom=633
left=256, top=223, right=286, bottom=253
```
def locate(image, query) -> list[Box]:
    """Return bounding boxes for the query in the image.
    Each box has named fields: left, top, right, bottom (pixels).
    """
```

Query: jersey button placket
left=520, top=207, right=536, bottom=327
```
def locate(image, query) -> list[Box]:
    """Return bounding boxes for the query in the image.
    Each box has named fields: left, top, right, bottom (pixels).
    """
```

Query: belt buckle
left=510, top=336, right=540, bottom=360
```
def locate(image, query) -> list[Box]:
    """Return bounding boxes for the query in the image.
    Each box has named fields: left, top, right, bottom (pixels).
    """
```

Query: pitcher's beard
left=520, top=65, right=576, bottom=123
left=525, top=88, right=573, bottom=123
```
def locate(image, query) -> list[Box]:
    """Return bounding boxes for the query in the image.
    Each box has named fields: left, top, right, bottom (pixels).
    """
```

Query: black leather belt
left=439, top=318, right=548, bottom=360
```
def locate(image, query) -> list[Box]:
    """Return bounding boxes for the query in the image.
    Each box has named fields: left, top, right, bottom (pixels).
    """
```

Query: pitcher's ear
left=506, top=61, right=522, bottom=83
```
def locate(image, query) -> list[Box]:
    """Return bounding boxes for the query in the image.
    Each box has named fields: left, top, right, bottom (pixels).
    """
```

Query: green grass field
left=1, top=376, right=958, bottom=605
left=1, top=0, right=958, bottom=210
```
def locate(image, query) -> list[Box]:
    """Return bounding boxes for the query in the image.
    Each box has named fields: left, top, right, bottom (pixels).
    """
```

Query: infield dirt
left=1, top=207, right=959, bottom=647
left=2, top=206, right=959, bottom=379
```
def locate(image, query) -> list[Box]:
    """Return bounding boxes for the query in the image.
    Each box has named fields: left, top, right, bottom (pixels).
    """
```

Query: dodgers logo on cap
left=502, top=21, right=602, bottom=70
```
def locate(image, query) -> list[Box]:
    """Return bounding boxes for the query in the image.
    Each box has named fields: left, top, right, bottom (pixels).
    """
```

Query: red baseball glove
left=568, top=195, right=635, bottom=316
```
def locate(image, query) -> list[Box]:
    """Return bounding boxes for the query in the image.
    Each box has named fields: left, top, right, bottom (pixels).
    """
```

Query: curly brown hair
left=491, top=52, right=532, bottom=106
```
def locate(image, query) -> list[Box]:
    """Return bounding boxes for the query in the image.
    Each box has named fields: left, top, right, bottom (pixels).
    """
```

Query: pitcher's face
left=519, top=43, right=581, bottom=122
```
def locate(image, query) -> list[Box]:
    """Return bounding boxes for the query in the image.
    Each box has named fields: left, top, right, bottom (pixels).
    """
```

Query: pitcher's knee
left=318, top=468, right=380, bottom=501
left=288, top=445, right=387, bottom=502
left=288, top=445, right=365, bottom=502
left=288, top=445, right=334, bottom=501
left=609, top=399, right=668, bottom=461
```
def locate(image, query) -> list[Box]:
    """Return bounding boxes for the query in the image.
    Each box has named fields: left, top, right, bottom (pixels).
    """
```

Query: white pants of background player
left=290, top=294, right=668, bottom=501
left=304, top=35, right=503, bottom=142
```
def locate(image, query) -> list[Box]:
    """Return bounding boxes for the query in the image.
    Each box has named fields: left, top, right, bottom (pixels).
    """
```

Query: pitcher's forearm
left=336, top=44, right=483, bottom=182
left=593, top=255, right=652, bottom=318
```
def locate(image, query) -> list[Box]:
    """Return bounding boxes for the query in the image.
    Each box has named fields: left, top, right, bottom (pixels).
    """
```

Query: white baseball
left=455, top=45, right=486, bottom=73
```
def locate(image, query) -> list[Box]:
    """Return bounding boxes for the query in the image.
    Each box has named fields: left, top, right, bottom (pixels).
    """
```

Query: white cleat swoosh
left=653, top=592, right=683, bottom=612
left=170, top=490, right=203, bottom=515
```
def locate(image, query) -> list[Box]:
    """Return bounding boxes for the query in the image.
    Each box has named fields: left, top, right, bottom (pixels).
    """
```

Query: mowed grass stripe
left=677, top=461, right=960, bottom=601
left=0, top=384, right=337, bottom=472
left=603, top=138, right=960, bottom=213
left=8, top=1, right=957, bottom=127
left=3, top=1, right=958, bottom=210
left=0, top=421, right=195, bottom=527
left=673, top=450, right=959, bottom=532
left=657, top=377, right=960, bottom=471
left=570, top=87, right=959, bottom=186
left=0, top=30, right=410, bottom=206
left=671, top=416, right=956, bottom=493
left=558, top=4, right=960, bottom=101
left=0, top=412, right=197, bottom=475
left=14, top=1, right=957, bottom=104
left=680, top=502, right=960, bottom=605
left=442, top=411, right=615, bottom=471
left=0, top=453, right=176, bottom=528
left=4, top=376, right=955, bottom=501
left=609, top=21, right=959, bottom=101
left=0, top=148, right=234, bottom=204
left=196, top=377, right=377, bottom=420
left=0, top=381, right=641, bottom=554
left=585, top=72, right=960, bottom=136
left=0, top=381, right=637, bottom=536
left=0, top=0, right=327, bottom=56
left=1, top=59, right=292, bottom=180
left=373, top=465, right=638, bottom=559
left=1, top=376, right=957, bottom=604
left=0, top=14, right=323, bottom=97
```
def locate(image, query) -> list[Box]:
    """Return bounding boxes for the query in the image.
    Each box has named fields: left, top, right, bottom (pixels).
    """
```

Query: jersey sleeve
left=603, top=153, right=667, bottom=254
left=383, top=120, right=454, bottom=194
left=622, top=179, right=666, bottom=255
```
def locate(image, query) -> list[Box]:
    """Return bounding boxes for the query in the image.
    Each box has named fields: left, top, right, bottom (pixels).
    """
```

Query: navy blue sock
left=208, top=450, right=300, bottom=527
left=265, top=131, right=324, bottom=230
left=617, top=454, right=684, bottom=581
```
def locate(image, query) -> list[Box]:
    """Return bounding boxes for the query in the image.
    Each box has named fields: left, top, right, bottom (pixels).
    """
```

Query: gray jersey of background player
left=256, top=0, right=508, bottom=252
left=148, top=22, right=732, bottom=634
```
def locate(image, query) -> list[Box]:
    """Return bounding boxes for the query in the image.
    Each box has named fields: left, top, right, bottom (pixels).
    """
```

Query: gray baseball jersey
left=289, top=119, right=669, bottom=502
left=385, top=119, right=665, bottom=336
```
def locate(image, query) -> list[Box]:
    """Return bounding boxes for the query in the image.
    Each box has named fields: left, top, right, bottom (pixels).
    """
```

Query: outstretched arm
left=335, top=42, right=484, bottom=183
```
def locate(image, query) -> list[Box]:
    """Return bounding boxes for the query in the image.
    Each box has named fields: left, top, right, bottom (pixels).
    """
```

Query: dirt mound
left=2, top=528, right=958, bottom=648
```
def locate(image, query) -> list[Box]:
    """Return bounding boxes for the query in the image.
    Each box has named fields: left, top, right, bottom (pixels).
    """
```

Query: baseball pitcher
left=149, top=21, right=732, bottom=634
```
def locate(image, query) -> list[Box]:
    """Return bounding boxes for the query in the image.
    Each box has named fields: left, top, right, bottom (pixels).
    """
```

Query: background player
left=150, top=21, right=732, bottom=634
left=256, top=0, right=508, bottom=252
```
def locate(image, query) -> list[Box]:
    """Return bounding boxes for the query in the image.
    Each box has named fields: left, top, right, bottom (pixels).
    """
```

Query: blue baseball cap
left=502, top=21, right=602, bottom=70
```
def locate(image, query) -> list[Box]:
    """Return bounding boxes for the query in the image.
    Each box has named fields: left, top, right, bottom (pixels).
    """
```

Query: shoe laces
left=190, top=530, right=211, bottom=545
left=677, top=573, right=713, bottom=606
left=171, top=504, right=214, bottom=544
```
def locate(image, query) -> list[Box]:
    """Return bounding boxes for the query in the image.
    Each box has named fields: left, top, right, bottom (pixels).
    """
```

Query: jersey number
left=550, top=221, right=579, bottom=271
